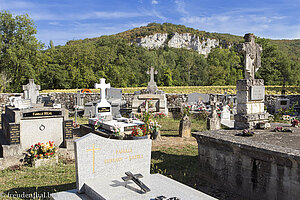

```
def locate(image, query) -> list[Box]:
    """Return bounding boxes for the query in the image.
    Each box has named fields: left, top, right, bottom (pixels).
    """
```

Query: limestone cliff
left=134, top=32, right=221, bottom=56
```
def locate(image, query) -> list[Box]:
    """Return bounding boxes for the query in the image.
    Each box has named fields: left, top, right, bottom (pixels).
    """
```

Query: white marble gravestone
left=94, top=78, right=112, bottom=118
left=51, top=133, right=216, bottom=200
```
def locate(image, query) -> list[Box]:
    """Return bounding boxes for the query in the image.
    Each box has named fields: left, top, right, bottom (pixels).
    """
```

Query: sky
left=1, top=0, right=299, bottom=46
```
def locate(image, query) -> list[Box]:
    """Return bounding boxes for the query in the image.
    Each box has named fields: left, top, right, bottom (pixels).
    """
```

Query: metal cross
left=86, top=144, right=101, bottom=173
left=122, top=171, right=151, bottom=193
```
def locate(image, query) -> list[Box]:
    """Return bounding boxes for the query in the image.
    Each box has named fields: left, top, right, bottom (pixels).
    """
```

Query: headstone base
left=234, top=113, right=269, bottom=129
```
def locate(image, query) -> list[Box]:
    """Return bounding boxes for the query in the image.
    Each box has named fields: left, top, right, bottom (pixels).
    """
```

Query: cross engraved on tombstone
left=22, top=79, right=41, bottom=104
left=146, top=66, right=158, bottom=93
left=86, top=144, right=101, bottom=173
left=122, top=171, right=151, bottom=193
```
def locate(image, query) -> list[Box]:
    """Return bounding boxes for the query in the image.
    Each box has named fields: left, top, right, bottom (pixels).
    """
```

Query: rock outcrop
left=134, top=32, right=220, bottom=56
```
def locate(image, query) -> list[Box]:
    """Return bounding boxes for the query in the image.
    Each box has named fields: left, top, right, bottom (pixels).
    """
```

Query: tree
left=0, top=10, right=43, bottom=92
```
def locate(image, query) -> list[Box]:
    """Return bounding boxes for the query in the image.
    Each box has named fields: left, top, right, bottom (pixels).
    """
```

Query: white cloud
left=174, top=0, right=187, bottom=15
left=151, top=0, right=158, bottom=5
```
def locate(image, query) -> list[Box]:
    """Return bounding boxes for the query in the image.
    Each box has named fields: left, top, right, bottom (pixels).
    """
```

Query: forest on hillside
left=0, top=11, right=299, bottom=92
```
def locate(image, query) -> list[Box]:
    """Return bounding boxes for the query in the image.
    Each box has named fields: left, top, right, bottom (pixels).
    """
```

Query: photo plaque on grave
left=8, top=123, right=20, bottom=144
left=250, top=86, right=265, bottom=100
left=63, top=120, right=73, bottom=139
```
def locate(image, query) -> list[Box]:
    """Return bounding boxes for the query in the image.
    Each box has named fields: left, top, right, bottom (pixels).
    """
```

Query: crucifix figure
left=86, top=144, right=101, bottom=173
left=22, top=79, right=41, bottom=104
left=122, top=171, right=151, bottom=193
left=240, top=33, right=262, bottom=79
left=146, top=66, right=158, bottom=93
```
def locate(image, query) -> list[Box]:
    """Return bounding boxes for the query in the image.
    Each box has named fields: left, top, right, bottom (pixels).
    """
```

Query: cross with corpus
left=146, top=66, right=158, bottom=84
left=122, top=171, right=151, bottom=193
left=95, top=78, right=111, bottom=101
left=86, top=144, right=101, bottom=173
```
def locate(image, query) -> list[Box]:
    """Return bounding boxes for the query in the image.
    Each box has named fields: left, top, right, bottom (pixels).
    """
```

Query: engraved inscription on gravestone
left=63, top=120, right=73, bottom=139
left=250, top=86, right=265, bottom=100
left=9, top=124, right=20, bottom=144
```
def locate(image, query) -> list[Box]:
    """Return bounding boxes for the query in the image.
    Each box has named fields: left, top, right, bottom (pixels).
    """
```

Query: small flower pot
left=151, top=131, right=159, bottom=140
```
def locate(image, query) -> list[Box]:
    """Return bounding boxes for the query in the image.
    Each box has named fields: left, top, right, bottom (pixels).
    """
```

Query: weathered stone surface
left=192, top=128, right=300, bottom=200
left=179, top=115, right=191, bottom=137
left=237, top=102, right=264, bottom=114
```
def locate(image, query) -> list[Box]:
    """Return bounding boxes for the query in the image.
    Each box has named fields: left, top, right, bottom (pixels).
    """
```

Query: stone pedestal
left=179, top=115, right=191, bottom=137
left=132, top=94, right=168, bottom=115
left=234, top=79, right=269, bottom=129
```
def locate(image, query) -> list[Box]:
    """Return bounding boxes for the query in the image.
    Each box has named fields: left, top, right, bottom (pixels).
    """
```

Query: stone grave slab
left=51, top=133, right=216, bottom=200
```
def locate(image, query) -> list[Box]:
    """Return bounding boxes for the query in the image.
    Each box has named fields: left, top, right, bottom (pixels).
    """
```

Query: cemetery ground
left=0, top=116, right=241, bottom=200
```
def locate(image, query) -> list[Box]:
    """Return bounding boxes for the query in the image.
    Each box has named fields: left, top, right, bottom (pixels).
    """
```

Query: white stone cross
left=146, top=66, right=158, bottom=84
left=95, top=78, right=111, bottom=101
left=22, top=79, right=41, bottom=104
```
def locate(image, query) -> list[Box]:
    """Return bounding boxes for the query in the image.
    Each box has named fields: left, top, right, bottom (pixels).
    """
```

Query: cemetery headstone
left=51, top=133, right=216, bottom=200
left=0, top=79, right=73, bottom=169
left=207, top=95, right=221, bottom=130
left=132, top=67, right=168, bottom=115
left=234, top=34, right=269, bottom=129
left=94, top=78, right=112, bottom=119
left=179, top=115, right=191, bottom=138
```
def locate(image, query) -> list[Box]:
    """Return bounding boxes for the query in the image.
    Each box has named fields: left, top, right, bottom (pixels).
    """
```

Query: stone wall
left=0, top=92, right=299, bottom=113
left=193, top=131, right=300, bottom=200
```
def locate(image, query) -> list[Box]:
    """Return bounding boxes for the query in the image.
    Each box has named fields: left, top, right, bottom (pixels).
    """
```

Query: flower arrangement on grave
left=73, top=121, right=80, bottom=129
left=131, top=125, right=147, bottom=137
left=273, top=126, right=293, bottom=132
left=94, top=117, right=104, bottom=130
left=291, top=119, right=299, bottom=127
left=111, top=125, right=121, bottom=136
left=27, top=141, right=57, bottom=160
left=182, top=103, right=191, bottom=116
left=153, top=112, right=166, bottom=119
left=150, top=120, right=161, bottom=133
left=148, top=100, right=154, bottom=108
left=236, top=129, right=255, bottom=136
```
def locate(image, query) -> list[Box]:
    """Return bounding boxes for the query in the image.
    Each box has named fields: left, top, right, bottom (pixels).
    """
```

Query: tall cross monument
left=146, top=66, right=158, bottom=93
left=94, top=78, right=111, bottom=118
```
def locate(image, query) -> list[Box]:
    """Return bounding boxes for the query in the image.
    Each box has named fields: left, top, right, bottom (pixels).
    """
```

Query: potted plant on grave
left=94, top=118, right=104, bottom=130
left=149, top=120, right=161, bottom=140
left=25, top=141, right=58, bottom=167
left=130, top=125, right=148, bottom=139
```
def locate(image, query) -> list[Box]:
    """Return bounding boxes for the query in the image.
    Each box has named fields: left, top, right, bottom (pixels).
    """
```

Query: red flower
left=38, top=142, right=41, bottom=146
left=34, top=155, right=38, bottom=158
left=31, top=145, right=33, bottom=148
left=50, top=153, right=53, bottom=155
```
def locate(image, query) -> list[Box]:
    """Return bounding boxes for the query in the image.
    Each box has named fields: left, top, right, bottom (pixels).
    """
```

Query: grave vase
left=150, top=130, right=159, bottom=140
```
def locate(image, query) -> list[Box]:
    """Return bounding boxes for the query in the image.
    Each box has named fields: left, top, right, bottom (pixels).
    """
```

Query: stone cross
left=147, top=66, right=158, bottom=84
left=95, top=78, right=111, bottom=101
left=240, top=33, right=262, bottom=79
left=22, top=79, right=40, bottom=104
left=210, top=95, right=218, bottom=118
left=146, top=66, right=158, bottom=93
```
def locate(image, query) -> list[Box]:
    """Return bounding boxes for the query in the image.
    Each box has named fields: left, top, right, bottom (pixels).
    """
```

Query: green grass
left=157, top=117, right=206, bottom=136
left=0, top=161, right=76, bottom=200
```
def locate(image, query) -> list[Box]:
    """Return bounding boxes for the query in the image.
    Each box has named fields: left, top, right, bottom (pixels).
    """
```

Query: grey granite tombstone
left=22, top=79, right=40, bottom=104
left=107, top=88, right=126, bottom=117
left=51, top=133, right=216, bottom=200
